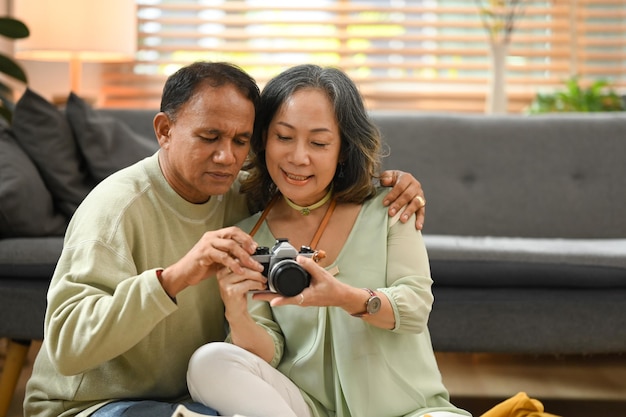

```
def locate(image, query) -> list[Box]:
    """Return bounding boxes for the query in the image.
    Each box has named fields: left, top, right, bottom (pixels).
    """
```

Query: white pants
left=187, top=343, right=470, bottom=417
left=187, top=342, right=312, bottom=417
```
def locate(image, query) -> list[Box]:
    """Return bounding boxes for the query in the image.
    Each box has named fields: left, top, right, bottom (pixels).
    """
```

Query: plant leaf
left=0, top=17, right=30, bottom=39
left=0, top=53, right=28, bottom=83
left=0, top=79, right=12, bottom=97
left=0, top=91, right=15, bottom=108
left=528, top=75, right=624, bottom=113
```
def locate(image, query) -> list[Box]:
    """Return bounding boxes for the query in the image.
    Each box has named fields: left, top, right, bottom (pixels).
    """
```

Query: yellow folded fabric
left=480, top=392, right=562, bottom=417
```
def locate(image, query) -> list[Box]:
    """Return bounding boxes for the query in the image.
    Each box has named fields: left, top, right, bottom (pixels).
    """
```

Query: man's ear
left=153, top=112, right=172, bottom=147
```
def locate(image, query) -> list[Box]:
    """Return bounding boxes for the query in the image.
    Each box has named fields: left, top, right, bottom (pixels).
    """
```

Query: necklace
left=283, top=186, right=333, bottom=215
left=250, top=194, right=337, bottom=249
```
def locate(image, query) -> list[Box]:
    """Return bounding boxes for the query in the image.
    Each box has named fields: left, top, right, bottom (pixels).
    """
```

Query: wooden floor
left=2, top=339, right=626, bottom=417
left=436, top=351, right=626, bottom=416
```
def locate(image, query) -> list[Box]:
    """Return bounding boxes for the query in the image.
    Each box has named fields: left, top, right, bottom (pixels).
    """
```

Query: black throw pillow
left=0, top=119, right=68, bottom=237
left=66, top=93, right=159, bottom=182
left=12, top=88, right=94, bottom=218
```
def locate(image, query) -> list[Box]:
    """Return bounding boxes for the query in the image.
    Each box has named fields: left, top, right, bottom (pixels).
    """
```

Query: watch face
left=367, top=296, right=382, bottom=314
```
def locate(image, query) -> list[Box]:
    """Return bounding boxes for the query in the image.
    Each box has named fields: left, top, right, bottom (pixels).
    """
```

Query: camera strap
left=249, top=193, right=337, bottom=249
left=249, top=194, right=279, bottom=238
left=309, top=199, right=336, bottom=249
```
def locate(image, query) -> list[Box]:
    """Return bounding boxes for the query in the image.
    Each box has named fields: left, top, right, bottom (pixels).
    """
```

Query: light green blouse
left=236, top=189, right=471, bottom=417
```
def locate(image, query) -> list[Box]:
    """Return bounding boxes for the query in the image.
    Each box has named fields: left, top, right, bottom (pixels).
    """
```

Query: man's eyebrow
left=203, top=128, right=252, bottom=139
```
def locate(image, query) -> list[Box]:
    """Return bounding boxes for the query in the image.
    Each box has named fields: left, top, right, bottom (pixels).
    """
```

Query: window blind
left=100, top=0, right=626, bottom=113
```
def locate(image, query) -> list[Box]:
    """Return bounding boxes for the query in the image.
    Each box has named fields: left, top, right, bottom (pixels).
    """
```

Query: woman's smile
left=282, top=168, right=312, bottom=185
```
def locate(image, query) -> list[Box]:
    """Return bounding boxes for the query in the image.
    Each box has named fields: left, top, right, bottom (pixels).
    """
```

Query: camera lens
left=269, top=260, right=310, bottom=297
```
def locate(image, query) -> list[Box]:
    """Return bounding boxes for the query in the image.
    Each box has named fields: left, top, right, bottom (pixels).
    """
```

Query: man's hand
left=157, top=226, right=263, bottom=298
left=380, top=170, right=426, bottom=230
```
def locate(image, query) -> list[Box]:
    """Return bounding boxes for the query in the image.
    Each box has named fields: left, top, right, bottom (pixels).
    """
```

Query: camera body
left=252, top=238, right=316, bottom=296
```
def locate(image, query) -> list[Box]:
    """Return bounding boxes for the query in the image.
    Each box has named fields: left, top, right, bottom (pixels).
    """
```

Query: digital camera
left=252, top=238, right=317, bottom=297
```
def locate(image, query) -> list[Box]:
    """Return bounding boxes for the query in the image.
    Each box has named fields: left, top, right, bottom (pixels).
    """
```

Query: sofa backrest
left=98, top=109, right=157, bottom=140
left=98, top=109, right=626, bottom=239
left=373, top=112, right=626, bottom=239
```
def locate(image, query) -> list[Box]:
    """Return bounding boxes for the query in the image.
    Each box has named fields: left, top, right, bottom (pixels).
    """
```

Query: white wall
left=19, top=61, right=102, bottom=102
left=2, top=0, right=102, bottom=103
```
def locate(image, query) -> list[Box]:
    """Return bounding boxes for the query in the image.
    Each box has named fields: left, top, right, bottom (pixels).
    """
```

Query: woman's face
left=265, top=88, right=341, bottom=207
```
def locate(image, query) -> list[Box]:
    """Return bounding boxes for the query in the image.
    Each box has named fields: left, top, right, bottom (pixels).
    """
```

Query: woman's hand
left=216, top=266, right=276, bottom=363
left=252, top=256, right=359, bottom=310
left=380, top=170, right=426, bottom=230
left=251, top=255, right=341, bottom=307
left=254, top=256, right=395, bottom=329
left=216, top=265, right=267, bottom=321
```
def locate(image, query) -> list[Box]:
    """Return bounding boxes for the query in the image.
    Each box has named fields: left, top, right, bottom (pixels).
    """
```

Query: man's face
left=156, top=84, right=255, bottom=203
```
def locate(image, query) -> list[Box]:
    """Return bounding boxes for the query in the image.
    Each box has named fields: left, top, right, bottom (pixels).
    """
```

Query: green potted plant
left=0, top=16, right=29, bottom=122
left=528, top=77, right=625, bottom=114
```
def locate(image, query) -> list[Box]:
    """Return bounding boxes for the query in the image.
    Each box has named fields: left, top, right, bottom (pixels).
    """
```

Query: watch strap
left=351, top=288, right=378, bottom=317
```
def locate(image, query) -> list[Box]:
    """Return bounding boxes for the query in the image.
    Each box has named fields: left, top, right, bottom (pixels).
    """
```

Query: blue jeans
left=90, top=400, right=219, bottom=417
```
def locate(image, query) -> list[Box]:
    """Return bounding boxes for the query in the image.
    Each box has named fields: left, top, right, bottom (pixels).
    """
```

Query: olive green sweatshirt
left=24, top=152, right=249, bottom=417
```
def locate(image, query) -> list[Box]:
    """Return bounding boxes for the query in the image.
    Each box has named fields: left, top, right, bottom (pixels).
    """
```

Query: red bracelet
left=156, top=269, right=176, bottom=303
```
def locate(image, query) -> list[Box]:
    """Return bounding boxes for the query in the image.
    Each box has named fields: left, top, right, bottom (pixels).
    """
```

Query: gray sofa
left=375, top=112, right=626, bottom=354
left=1, top=104, right=626, bottom=411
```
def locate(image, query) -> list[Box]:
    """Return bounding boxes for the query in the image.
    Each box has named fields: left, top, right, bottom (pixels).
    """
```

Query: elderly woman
left=187, top=64, right=469, bottom=417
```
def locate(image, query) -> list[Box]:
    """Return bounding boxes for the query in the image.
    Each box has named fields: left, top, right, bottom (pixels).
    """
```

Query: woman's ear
left=153, top=112, right=172, bottom=147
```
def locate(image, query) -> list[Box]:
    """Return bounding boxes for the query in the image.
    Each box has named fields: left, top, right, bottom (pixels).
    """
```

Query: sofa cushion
left=425, top=235, right=626, bottom=288
left=429, top=286, right=626, bottom=354
left=0, top=277, right=49, bottom=340
left=12, top=88, right=94, bottom=217
left=0, top=237, right=64, bottom=278
left=0, top=236, right=60, bottom=340
left=0, top=120, right=68, bottom=238
left=66, top=93, right=159, bottom=182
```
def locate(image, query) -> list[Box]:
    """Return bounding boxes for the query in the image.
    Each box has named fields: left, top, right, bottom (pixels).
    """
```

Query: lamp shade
left=14, top=0, right=136, bottom=63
